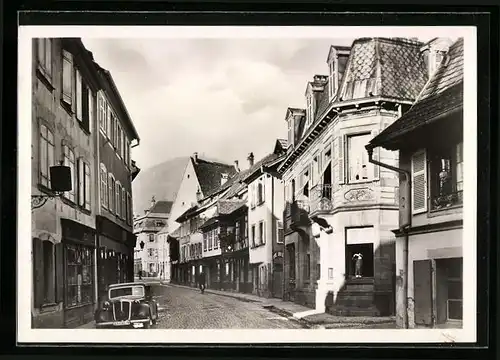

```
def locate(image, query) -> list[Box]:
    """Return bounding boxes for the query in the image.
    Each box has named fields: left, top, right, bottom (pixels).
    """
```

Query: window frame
left=100, top=163, right=108, bottom=209
left=37, top=38, right=53, bottom=82
left=64, top=244, right=93, bottom=309
left=39, top=124, right=55, bottom=189
left=428, top=142, right=464, bottom=212
left=346, top=132, right=372, bottom=184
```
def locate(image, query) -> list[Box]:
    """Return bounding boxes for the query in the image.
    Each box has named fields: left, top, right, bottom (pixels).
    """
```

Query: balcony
left=309, top=184, right=334, bottom=216
left=284, top=200, right=310, bottom=232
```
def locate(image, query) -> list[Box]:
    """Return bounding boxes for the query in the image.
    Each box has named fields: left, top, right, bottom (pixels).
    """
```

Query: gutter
left=366, top=144, right=411, bottom=329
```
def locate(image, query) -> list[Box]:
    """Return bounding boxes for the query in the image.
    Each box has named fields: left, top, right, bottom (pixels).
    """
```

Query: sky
left=82, top=37, right=356, bottom=170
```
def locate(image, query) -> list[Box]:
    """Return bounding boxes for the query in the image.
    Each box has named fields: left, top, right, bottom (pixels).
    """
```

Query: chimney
left=150, top=196, right=156, bottom=210
left=196, top=188, right=203, bottom=202
left=193, top=152, right=198, bottom=163
left=221, top=173, right=229, bottom=186
left=247, top=152, right=255, bottom=167
left=234, top=160, right=240, bottom=172
left=420, top=38, right=453, bottom=78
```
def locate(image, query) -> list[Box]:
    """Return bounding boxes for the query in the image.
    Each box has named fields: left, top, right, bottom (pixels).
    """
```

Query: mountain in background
left=132, top=156, right=188, bottom=216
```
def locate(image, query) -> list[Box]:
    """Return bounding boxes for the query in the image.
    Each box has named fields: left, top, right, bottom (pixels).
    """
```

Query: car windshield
left=109, top=285, right=145, bottom=299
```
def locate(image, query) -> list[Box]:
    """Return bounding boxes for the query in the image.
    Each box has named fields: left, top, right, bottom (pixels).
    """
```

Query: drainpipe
left=366, top=145, right=411, bottom=329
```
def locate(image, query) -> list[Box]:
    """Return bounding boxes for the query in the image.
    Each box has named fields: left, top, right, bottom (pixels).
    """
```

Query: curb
left=263, top=305, right=313, bottom=329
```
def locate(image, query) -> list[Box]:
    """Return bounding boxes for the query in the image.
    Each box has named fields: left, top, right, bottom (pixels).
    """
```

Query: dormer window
left=306, top=94, right=314, bottom=127
left=429, top=50, right=446, bottom=77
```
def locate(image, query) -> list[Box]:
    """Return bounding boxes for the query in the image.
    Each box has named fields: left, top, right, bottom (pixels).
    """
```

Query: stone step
left=344, top=284, right=375, bottom=292
left=329, top=305, right=381, bottom=317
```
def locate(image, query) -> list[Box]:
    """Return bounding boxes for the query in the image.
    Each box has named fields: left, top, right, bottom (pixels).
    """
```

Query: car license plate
left=113, top=321, right=130, bottom=326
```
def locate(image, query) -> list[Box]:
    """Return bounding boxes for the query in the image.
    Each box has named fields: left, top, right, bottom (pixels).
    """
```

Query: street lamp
left=31, top=163, right=72, bottom=210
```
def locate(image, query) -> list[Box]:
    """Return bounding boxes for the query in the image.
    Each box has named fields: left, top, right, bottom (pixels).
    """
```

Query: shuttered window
left=62, top=145, right=76, bottom=202
left=75, top=68, right=83, bottom=121
left=61, top=50, right=73, bottom=105
left=411, top=150, right=428, bottom=214
left=98, top=94, right=107, bottom=134
left=100, top=164, right=108, bottom=208
left=77, top=159, right=91, bottom=211
left=338, top=135, right=345, bottom=184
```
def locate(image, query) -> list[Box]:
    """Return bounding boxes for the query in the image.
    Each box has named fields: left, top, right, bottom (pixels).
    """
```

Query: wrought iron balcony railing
left=431, top=190, right=463, bottom=210
left=309, top=184, right=334, bottom=214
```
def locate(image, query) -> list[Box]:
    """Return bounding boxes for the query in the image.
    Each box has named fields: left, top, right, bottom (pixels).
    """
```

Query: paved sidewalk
left=164, top=283, right=395, bottom=328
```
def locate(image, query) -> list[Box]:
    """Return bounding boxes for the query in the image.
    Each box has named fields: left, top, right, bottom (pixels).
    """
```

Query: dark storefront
left=96, top=216, right=136, bottom=303
left=168, top=235, right=180, bottom=283
left=60, top=218, right=96, bottom=328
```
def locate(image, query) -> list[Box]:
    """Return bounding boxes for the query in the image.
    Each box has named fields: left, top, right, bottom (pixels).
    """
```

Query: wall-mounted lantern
left=31, top=164, right=72, bottom=210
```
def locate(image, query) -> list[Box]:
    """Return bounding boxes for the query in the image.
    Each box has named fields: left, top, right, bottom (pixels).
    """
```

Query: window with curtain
left=63, top=145, right=76, bottom=202
left=65, top=244, right=93, bottom=308
left=39, top=125, right=55, bottom=188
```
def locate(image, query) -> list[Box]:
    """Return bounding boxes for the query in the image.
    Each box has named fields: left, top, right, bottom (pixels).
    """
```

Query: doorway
left=346, top=243, right=374, bottom=278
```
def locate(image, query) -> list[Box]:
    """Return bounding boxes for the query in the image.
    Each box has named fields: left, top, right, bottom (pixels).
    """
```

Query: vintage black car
left=94, top=282, right=159, bottom=329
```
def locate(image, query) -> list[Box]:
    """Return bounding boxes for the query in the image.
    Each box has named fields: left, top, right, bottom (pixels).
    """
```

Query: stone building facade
left=278, top=37, right=429, bottom=315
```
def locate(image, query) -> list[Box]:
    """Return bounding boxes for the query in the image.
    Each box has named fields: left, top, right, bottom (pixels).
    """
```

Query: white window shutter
left=78, top=159, right=84, bottom=206
left=75, top=69, right=82, bottom=120
left=338, top=135, right=345, bottom=184
left=411, top=150, right=427, bottom=214
left=371, top=129, right=380, bottom=180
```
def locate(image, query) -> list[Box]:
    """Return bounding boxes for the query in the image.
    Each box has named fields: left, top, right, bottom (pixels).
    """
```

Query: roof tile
left=369, top=38, right=463, bottom=148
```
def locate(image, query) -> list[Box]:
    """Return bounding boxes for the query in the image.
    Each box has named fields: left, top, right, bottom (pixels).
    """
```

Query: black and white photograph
left=18, top=24, right=477, bottom=344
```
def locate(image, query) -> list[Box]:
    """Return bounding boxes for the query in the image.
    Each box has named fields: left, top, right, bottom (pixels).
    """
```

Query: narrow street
left=151, top=284, right=303, bottom=329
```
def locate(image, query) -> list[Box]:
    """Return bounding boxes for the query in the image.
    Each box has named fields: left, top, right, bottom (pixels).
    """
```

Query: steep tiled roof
left=277, top=139, right=288, bottom=150
left=339, top=37, right=428, bottom=102
left=242, top=152, right=280, bottom=184
left=315, top=82, right=330, bottom=119
left=368, top=38, right=463, bottom=149
left=175, top=204, right=199, bottom=223
left=192, top=157, right=238, bottom=198
left=217, top=199, right=247, bottom=215
left=199, top=217, right=218, bottom=230
left=149, top=200, right=173, bottom=214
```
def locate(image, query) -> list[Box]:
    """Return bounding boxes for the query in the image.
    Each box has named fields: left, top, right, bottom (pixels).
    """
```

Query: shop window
left=65, top=244, right=93, bottom=307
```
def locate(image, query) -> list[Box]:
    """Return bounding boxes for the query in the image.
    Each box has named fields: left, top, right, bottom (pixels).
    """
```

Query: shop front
left=60, top=218, right=96, bottom=328
left=96, top=216, right=135, bottom=304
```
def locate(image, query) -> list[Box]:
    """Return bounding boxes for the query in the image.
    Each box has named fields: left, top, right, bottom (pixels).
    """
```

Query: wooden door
left=413, top=259, right=435, bottom=326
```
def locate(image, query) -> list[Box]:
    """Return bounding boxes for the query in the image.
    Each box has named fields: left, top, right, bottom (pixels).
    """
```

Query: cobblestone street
left=151, top=284, right=303, bottom=329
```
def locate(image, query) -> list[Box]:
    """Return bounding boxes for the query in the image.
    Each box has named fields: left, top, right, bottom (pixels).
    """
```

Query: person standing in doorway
left=198, top=270, right=206, bottom=294
left=352, top=253, right=363, bottom=278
